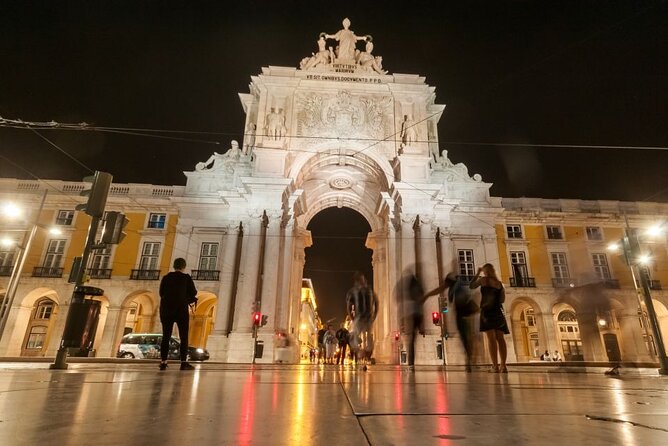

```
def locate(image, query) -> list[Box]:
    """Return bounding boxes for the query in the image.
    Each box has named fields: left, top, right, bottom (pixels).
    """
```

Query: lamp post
left=0, top=191, right=48, bottom=343
left=611, top=220, right=668, bottom=375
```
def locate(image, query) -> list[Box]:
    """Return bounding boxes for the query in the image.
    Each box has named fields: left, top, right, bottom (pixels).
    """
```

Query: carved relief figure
left=243, top=123, right=256, bottom=156
left=299, top=36, right=331, bottom=70
left=357, top=41, right=387, bottom=74
left=400, top=115, right=417, bottom=145
left=323, top=18, right=367, bottom=63
left=265, top=108, right=280, bottom=140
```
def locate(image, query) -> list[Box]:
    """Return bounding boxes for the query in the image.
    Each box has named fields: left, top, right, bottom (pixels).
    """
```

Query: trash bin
left=400, top=350, right=407, bottom=364
left=61, top=299, right=101, bottom=355
left=254, top=340, right=264, bottom=358
left=436, top=340, right=443, bottom=359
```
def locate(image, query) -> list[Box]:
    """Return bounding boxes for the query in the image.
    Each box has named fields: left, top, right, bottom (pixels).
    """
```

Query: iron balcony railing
left=88, top=268, right=112, bottom=279
left=32, top=266, right=64, bottom=278
left=0, top=265, right=13, bottom=277
left=602, top=278, right=620, bottom=289
left=635, top=279, right=662, bottom=290
left=130, top=269, right=161, bottom=280
left=552, top=277, right=577, bottom=288
left=509, top=277, right=536, bottom=288
left=191, top=270, right=220, bottom=281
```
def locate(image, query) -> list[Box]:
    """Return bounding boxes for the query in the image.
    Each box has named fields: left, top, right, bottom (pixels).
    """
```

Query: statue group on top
left=299, top=18, right=387, bottom=74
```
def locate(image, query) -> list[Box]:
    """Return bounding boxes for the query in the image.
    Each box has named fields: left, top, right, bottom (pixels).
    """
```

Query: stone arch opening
left=120, top=290, right=158, bottom=335
left=190, top=291, right=217, bottom=348
left=553, top=302, right=584, bottom=361
left=20, top=295, right=59, bottom=357
left=303, top=207, right=373, bottom=331
left=509, top=297, right=543, bottom=361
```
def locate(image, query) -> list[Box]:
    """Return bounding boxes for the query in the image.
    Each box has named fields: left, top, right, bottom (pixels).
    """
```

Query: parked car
left=116, top=333, right=210, bottom=361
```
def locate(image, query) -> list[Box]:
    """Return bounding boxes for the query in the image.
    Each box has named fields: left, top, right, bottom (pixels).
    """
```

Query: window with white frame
left=506, top=225, right=523, bottom=239
left=199, top=242, right=219, bottom=270
left=586, top=226, right=603, bottom=241
left=0, top=244, right=15, bottom=267
left=510, top=251, right=528, bottom=278
left=91, top=246, right=112, bottom=270
left=43, top=240, right=66, bottom=268
left=592, top=253, right=611, bottom=279
left=55, top=210, right=75, bottom=226
left=36, top=300, right=55, bottom=320
left=457, top=249, right=475, bottom=277
left=25, top=326, right=48, bottom=349
left=546, top=225, right=563, bottom=240
left=551, top=252, right=570, bottom=279
left=139, top=242, right=161, bottom=270
left=148, top=213, right=166, bottom=229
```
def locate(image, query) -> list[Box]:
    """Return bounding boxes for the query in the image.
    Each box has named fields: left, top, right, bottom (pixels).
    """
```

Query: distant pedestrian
left=324, top=324, right=337, bottom=364
left=470, top=264, right=509, bottom=373
left=541, top=350, right=552, bottom=361
left=346, top=272, right=379, bottom=370
left=158, top=258, right=198, bottom=371
left=335, top=323, right=350, bottom=365
left=552, top=350, right=562, bottom=362
left=424, top=272, right=479, bottom=372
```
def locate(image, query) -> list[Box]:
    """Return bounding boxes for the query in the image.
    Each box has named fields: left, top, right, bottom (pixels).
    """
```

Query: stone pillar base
left=415, top=334, right=446, bottom=365
left=205, top=334, right=230, bottom=362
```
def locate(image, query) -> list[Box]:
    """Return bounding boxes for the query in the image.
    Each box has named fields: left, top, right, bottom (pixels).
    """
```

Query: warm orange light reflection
left=237, top=373, right=255, bottom=446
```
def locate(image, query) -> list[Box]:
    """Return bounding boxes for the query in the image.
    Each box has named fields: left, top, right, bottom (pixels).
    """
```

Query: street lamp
left=609, top=220, right=668, bottom=375
left=0, top=191, right=48, bottom=343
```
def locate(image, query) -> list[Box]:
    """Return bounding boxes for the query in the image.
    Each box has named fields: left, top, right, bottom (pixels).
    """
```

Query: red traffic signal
left=253, top=312, right=262, bottom=326
left=432, top=312, right=440, bottom=325
left=394, top=331, right=400, bottom=341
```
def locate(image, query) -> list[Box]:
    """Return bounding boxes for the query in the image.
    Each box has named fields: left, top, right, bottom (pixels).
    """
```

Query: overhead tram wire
left=2, top=117, right=667, bottom=152
left=5, top=114, right=668, bottom=234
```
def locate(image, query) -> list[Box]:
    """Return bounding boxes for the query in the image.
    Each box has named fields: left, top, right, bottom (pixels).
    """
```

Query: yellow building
left=0, top=178, right=217, bottom=358
left=497, top=198, right=668, bottom=363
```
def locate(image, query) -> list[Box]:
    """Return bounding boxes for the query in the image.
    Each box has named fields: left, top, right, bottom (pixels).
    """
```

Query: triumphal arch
left=174, top=19, right=502, bottom=364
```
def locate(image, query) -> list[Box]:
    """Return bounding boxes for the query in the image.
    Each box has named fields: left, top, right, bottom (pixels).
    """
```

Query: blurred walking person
left=470, top=264, right=509, bottom=373
left=158, top=258, right=198, bottom=371
left=397, top=268, right=425, bottom=366
left=424, top=272, right=479, bottom=372
left=346, top=272, right=379, bottom=371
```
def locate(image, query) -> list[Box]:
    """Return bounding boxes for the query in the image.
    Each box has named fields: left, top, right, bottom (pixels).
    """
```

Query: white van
left=116, top=333, right=209, bottom=361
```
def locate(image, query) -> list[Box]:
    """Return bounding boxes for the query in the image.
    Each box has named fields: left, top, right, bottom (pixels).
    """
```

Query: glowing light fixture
left=1, top=202, right=22, bottom=219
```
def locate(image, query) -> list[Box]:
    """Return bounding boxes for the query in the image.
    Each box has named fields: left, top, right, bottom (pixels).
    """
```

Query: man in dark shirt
left=159, top=257, right=198, bottom=370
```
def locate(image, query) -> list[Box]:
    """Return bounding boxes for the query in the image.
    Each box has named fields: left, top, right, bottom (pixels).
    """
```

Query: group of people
left=405, top=263, right=510, bottom=373
left=313, top=323, right=351, bottom=365
left=540, top=349, right=563, bottom=361
left=312, top=272, right=379, bottom=370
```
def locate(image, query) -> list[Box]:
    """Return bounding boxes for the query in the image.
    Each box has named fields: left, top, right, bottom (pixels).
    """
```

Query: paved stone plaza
left=0, top=362, right=666, bottom=445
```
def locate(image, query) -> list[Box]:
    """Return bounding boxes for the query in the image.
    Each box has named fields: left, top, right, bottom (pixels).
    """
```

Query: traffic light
left=432, top=311, right=440, bottom=325
left=101, top=211, right=129, bottom=244
left=261, top=314, right=268, bottom=327
left=394, top=331, right=400, bottom=341
left=253, top=312, right=261, bottom=326
left=76, top=171, right=112, bottom=218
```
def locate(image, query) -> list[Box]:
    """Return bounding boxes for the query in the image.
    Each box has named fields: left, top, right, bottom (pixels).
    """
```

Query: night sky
left=1, top=1, right=667, bottom=321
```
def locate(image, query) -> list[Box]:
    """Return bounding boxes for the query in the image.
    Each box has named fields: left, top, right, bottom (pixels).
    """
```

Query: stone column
left=213, top=225, right=240, bottom=336
left=257, top=212, right=282, bottom=363
left=227, top=213, right=263, bottom=363
left=416, top=218, right=442, bottom=365
left=97, top=306, right=129, bottom=357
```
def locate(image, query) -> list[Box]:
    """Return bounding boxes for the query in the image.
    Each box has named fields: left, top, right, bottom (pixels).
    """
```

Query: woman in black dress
left=470, top=263, right=509, bottom=373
